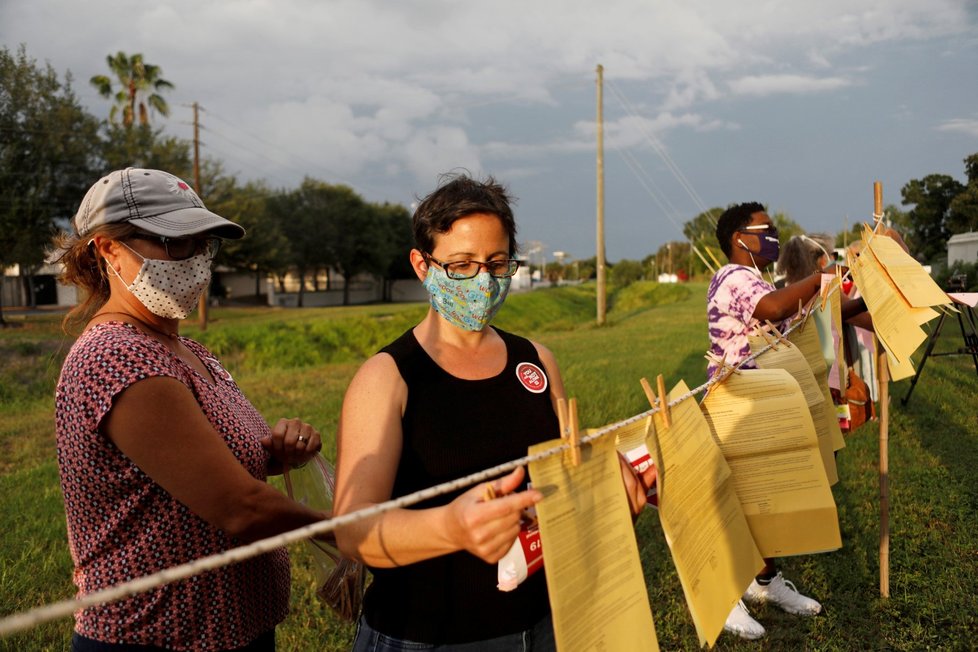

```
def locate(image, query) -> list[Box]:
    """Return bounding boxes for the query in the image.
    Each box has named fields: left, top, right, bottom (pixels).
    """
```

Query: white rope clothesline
left=0, top=270, right=856, bottom=638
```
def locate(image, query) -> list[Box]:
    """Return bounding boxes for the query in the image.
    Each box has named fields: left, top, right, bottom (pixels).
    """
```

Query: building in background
left=947, top=232, right=978, bottom=267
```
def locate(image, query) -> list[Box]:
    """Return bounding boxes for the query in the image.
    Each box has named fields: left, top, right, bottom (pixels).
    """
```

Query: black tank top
left=362, top=327, right=558, bottom=644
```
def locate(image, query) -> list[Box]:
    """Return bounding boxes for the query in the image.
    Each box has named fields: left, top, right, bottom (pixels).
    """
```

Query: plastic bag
left=284, top=455, right=367, bottom=622
left=497, top=510, right=543, bottom=591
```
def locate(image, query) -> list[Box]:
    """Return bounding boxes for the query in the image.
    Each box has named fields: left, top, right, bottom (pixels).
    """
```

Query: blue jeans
left=71, top=629, right=275, bottom=651
left=352, top=613, right=555, bottom=652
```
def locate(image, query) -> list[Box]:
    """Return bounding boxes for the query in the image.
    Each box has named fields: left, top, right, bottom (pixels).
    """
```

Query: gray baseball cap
left=73, top=168, right=245, bottom=239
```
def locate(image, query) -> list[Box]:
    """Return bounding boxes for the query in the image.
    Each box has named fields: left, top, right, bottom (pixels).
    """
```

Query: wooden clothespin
left=764, top=320, right=792, bottom=347
left=638, top=376, right=665, bottom=498
left=796, top=298, right=807, bottom=331
left=639, top=377, right=657, bottom=413
left=711, top=352, right=727, bottom=373
left=635, top=381, right=657, bottom=435
left=639, top=377, right=661, bottom=435
left=755, top=323, right=779, bottom=349
left=703, top=352, right=733, bottom=400
left=557, top=398, right=570, bottom=441
left=705, top=351, right=737, bottom=369
left=567, top=398, right=581, bottom=467
left=656, top=374, right=671, bottom=429
left=798, top=290, right=821, bottom=331
left=820, top=280, right=831, bottom=311
left=557, top=397, right=581, bottom=467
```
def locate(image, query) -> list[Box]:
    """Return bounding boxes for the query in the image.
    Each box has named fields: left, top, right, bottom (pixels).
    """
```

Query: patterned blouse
left=707, top=264, right=784, bottom=378
left=55, top=321, right=290, bottom=650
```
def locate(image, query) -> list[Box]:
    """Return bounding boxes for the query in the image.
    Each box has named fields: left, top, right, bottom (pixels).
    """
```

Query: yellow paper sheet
left=528, top=434, right=659, bottom=651
left=863, top=232, right=951, bottom=326
left=867, top=232, right=951, bottom=308
left=885, top=346, right=916, bottom=382
left=863, top=234, right=940, bottom=332
left=700, top=368, right=842, bottom=557
left=748, top=333, right=839, bottom=485
left=848, top=246, right=928, bottom=366
left=587, top=416, right=655, bottom=469
left=785, top=323, right=847, bottom=455
left=823, top=275, right=847, bottom=392
left=650, top=380, right=764, bottom=648
left=603, top=416, right=659, bottom=505
left=608, top=416, right=654, bottom=465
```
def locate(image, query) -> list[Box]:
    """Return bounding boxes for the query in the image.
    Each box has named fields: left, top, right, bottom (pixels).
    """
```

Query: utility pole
left=596, top=64, right=607, bottom=326
left=193, top=102, right=208, bottom=330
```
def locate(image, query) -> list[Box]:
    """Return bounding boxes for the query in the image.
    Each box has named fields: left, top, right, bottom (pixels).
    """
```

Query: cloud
left=1, top=0, right=973, bottom=193
left=400, top=126, right=483, bottom=185
left=728, top=74, right=854, bottom=96
left=475, top=108, right=737, bottom=165
left=660, top=69, right=722, bottom=111
left=593, top=112, right=736, bottom=149
left=806, top=49, right=832, bottom=69
left=936, top=118, right=978, bottom=137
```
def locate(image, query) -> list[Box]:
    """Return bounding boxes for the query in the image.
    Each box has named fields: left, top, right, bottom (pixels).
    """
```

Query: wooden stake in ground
left=874, top=180, right=890, bottom=599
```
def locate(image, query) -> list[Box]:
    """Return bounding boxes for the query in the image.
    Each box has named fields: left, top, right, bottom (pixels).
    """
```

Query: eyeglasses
left=738, top=224, right=779, bottom=238
left=423, top=253, right=521, bottom=280
left=128, top=234, right=221, bottom=260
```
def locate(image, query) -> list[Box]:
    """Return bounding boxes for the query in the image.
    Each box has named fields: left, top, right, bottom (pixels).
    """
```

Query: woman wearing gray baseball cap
left=51, top=168, right=327, bottom=651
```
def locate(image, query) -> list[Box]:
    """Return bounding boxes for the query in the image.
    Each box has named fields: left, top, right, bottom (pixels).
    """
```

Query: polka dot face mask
left=110, top=243, right=213, bottom=319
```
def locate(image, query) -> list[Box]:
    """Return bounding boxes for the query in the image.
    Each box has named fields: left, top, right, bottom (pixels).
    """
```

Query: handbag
left=844, top=366, right=875, bottom=432
left=838, top=324, right=876, bottom=433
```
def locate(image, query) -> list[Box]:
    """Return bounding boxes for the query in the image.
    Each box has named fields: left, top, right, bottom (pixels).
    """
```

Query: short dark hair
left=412, top=172, right=518, bottom=256
left=716, top=201, right=766, bottom=258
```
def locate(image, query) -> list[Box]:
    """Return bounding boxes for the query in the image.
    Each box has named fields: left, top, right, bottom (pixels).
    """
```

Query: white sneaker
left=724, top=600, right=766, bottom=640
left=745, top=572, right=822, bottom=615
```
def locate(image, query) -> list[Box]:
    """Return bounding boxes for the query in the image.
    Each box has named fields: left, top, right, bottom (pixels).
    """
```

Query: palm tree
left=90, top=52, right=174, bottom=127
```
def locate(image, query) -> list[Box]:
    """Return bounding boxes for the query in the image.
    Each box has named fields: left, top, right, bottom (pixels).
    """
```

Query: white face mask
left=110, top=243, right=213, bottom=319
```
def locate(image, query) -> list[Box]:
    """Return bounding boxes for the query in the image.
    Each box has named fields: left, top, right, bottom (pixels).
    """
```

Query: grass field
left=1, top=281, right=976, bottom=650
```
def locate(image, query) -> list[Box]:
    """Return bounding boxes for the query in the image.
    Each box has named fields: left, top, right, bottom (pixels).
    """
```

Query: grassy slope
left=1, top=282, right=976, bottom=650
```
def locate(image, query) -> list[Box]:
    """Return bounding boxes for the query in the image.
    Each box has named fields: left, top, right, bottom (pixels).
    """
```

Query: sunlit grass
left=2, top=284, right=976, bottom=650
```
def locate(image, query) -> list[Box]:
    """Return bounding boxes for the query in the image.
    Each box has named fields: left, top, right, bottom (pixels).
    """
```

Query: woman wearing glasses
left=52, top=168, right=328, bottom=651
left=334, top=174, right=653, bottom=651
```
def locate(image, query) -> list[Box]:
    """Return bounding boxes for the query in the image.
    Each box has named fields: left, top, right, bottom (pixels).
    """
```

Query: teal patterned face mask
left=422, top=265, right=512, bottom=331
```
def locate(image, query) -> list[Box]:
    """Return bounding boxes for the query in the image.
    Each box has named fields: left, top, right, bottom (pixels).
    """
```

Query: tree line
left=555, top=154, right=978, bottom=287
left=0, top=45, right=414, bottom=321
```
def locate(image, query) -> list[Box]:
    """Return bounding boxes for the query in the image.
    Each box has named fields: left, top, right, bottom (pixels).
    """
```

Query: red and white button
left=515, top=362, right=548, bottom=394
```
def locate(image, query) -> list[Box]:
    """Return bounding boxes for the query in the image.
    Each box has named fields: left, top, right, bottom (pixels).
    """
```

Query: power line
left=614, top=145, right=690, bottom=236
left=606, top=79, right=715, bottom=224
left=613, top=144, right=716, bottom=273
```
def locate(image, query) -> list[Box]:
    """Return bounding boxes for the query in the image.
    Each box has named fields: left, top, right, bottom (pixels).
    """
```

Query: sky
left=3, top=1, right=978, bottom=263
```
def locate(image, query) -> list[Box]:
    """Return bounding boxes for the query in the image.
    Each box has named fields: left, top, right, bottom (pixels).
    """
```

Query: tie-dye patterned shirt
left=707, top=264, right=781, bottom=378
